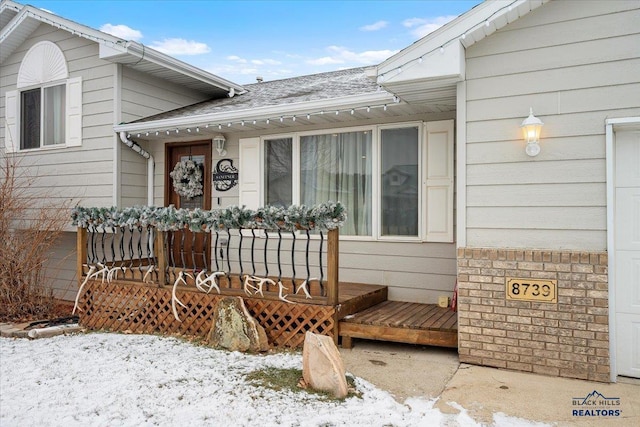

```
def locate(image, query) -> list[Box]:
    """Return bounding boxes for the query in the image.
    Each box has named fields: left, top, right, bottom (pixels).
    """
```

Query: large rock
left=207, top=297, right=269, bottom=352
left=302, top=331, right=348, bottom=399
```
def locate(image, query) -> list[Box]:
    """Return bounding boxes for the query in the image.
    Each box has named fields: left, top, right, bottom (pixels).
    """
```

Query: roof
left=131, top=67, right=383, bottom=123
left=114, top=67, right=435, bottom=138
left=0, top=0, right=245, bottom=97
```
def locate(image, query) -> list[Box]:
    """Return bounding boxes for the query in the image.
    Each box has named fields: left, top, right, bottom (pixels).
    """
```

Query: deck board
left=339, top=301, right=458, bottom=349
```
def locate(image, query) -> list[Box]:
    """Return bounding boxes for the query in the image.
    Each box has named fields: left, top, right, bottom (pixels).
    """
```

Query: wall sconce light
left=213, top=134, right=227, bottom=156
left=521, top=108, right=544, bottom=157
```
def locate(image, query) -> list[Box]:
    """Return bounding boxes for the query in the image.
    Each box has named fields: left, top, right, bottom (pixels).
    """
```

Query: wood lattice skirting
left=77, top=280, right=336, bottom=348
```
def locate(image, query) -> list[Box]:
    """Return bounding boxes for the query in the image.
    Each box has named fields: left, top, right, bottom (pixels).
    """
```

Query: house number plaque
left=506, top=278, right=557, bottom=303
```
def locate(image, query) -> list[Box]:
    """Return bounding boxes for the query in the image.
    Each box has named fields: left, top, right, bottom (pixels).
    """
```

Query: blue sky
left=27, top=0, right=482, bottom=84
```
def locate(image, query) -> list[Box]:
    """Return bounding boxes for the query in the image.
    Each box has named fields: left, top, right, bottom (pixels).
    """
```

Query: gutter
left=124, top=41, right=246, bottom=96
left=119, top=131, right=154, bottom=205
left=113, top=91, right=396, bottom=134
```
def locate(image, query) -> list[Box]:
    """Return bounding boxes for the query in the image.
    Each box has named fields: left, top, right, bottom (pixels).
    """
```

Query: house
left=0, top=0, right=245, bottom=300
left=2, top=0, right=639, bottom=382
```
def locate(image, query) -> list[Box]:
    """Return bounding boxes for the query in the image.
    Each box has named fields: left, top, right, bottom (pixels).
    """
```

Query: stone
left=302, top=331, right=348, bottom=399
left=207, top=297, right=269, bottom=352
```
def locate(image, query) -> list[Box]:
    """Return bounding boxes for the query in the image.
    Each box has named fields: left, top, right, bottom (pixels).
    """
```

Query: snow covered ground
left=0, top=333, right=547, bottom=426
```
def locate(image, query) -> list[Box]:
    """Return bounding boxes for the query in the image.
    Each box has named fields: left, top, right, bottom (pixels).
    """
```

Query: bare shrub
left=0, top=152, right=73, bottom=322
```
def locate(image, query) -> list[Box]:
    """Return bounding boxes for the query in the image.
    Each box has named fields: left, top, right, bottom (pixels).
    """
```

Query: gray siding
left=464, top=0, right=640, bottom=251
left=119, top=67, right=211, bottom=206
left=43, top=231, right=78, bottom=301
left=0, top=23, right=116, bottom=208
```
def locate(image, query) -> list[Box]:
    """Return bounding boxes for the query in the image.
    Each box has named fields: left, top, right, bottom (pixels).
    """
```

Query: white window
left=4, top=41, right=82, bottom=153
left=239, top=119, right=454, bottom=242
left=20, top=84, right=66, bottom=149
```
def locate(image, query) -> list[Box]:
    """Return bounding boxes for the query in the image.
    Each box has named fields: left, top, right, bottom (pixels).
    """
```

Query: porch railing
left=74, top=204, right=344, bottom=308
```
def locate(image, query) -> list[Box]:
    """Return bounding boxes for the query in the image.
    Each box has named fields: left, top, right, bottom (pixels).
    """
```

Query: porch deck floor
left=339, top=301, right=458, bottom=349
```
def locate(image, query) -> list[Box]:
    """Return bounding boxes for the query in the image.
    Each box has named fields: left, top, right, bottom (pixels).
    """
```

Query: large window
left=247, top=120, right=453, bottom=241
left=20, top=84, right=66, bottom=150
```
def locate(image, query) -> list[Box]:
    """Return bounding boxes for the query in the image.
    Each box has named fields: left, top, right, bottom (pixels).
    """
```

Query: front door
left=615, top=128, right=640, bottom=378
left=165, top=141, right=212, bottom=270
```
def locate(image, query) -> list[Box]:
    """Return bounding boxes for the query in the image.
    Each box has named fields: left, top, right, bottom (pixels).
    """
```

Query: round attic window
left=17, top=41, right=69, bottom=88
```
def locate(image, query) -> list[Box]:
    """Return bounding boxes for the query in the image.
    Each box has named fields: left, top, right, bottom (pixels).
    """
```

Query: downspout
left=118, top=131, right=155, bottom=206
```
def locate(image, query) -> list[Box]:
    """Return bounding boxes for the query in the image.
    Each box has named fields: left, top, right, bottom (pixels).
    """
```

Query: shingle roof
left=130, top=67, right=383, bottom=123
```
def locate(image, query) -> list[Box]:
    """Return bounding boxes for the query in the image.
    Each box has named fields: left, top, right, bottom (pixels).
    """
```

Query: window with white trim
left=4, top=41, right=82, bottom=153
left=239, top=119, right=454, bottom=242
left=20, top=83, right=66, bottom=149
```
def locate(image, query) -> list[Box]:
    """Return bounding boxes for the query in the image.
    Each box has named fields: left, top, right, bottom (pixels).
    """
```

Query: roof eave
left=376, top=0, right=549, bottom=83
left=0, top=1, right=245, bottom=95
left=122, top=42, right=246, bottom=96
left=113, top=91, right=396, bottom=134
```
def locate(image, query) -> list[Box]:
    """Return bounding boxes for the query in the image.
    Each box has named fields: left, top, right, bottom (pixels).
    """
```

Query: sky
left=25, top=0, right=483, bottom=84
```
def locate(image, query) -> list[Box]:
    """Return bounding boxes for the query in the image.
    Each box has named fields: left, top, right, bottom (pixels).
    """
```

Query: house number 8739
left=506, top=278, right=557, bottom=303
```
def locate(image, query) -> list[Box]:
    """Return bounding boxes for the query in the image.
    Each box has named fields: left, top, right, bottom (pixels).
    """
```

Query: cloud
left=360, top=20, right=388, bottom=32
left=251, top=59, right=282, bottom=66
left=149, top=38, right=211, bottom=55
left=100, top=24, right=143, bottom=41
left=227, top=55, right=247, bottom=63
left=402, top=15, right=457, bottom=39
left=307, top=45, right=397, bottom=66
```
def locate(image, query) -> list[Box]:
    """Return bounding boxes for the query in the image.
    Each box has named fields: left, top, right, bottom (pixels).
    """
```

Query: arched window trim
left=5, top=41, right=82, bottom=152
left=17, top=41, right=69, bottom=88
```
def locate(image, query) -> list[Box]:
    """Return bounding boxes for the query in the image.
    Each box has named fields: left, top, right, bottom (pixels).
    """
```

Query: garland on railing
left=71, top=202, right=346, bottom=232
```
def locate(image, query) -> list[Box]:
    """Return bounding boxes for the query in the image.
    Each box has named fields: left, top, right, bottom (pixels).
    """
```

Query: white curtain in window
left=300, top=131, right=372, bottom=235
left=44, top=84, right=65, bottom=145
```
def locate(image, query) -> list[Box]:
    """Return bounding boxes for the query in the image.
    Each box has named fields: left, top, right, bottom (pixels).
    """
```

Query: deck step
left=339, top=301, right=458, bottom=349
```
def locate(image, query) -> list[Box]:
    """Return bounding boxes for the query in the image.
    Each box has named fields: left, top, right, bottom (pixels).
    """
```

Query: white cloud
left=227, top=55, right=247, bottom=63
left=100, top=23, right=143, bottom=41
left=402, top=15, right=457, bottom=39
left=307, top=45, right=397, bottom=66
left=251, top=58, right=282, bottom=66
left=149, top=38, right=211, bottom=55
left=360, top=20, right=388, bottom=32
left=307, top=56, right=344, bottom=66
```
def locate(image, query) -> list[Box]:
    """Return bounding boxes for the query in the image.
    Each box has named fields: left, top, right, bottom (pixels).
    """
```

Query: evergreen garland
left=71, top=202, right=346, bottom=232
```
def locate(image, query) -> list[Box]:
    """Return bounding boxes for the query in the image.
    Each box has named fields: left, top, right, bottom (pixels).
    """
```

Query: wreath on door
left=169, top=159, right=203, bottom=199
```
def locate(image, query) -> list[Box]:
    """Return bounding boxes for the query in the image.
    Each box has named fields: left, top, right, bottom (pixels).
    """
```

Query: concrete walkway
left=339, top=340, right=640, bottom=426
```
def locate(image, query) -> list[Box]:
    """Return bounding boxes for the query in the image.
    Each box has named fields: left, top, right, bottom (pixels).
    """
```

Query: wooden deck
left=339, top=300, right=458, bottom=349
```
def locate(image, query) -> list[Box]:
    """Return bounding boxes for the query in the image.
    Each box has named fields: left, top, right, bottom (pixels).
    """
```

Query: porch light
left=521, top=108, right=544, bottom=157
left=213, top=134, right=226, bottom=156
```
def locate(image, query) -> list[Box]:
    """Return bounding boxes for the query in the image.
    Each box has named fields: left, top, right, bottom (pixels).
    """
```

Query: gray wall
left=464, top=0, right=640, bottom=251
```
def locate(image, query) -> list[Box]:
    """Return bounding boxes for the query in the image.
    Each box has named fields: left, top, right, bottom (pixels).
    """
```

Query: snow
left=1, top=333, right=545, bottom=426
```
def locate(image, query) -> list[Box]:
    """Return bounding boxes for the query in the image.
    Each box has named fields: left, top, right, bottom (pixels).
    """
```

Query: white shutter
left=4, top=90, right=18, bottom=153
left=238, top=137, right=261, bottom=209
left=425, top=119, right=454, bottom=242
left=66, top=76, right=82, bottom=147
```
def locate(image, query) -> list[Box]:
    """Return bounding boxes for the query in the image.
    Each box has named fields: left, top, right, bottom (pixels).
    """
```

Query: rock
left=302, top=331, right=348, bottom=399
left=207, top=297, right=269, bottom=352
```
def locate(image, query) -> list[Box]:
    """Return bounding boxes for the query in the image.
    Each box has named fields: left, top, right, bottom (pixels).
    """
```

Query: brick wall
left=456, top=248, right=610, bottom=382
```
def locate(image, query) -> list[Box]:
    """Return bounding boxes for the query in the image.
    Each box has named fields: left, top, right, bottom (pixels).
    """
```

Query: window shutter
left=425, top=119, right=454, bottom=242
left=4, top=90, right=18, bottom=153
left=238, top=137, right=261, bottom=209
left=66, top=76, right=82, bottom=147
